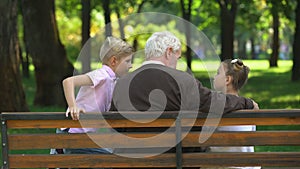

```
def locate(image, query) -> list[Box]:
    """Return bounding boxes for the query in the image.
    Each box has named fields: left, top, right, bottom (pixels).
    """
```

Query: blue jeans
left=66, top=148, right=111, bottom=154
left=65, top=148, right=112, bottom=169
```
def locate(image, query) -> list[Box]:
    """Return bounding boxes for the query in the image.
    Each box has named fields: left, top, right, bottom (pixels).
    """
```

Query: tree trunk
left=19, top=45, right=30, bottom=78
left=132, top=0, right=146, bottom=50
left=250, top=38, right=256, bottom=59
left=292, top=0, right=300, bottom=81
left=81, top=0, right=91, bottom=73
left=116, top=7, right=125, bottom=40
left=0, top=0, right=28, bottom=112
left=22, top=0, right=73, bottom=107
left=237, top=38, right=247, bottom=59
left=270, top=3, right=279, bottom=67
left=19, top=1, right=30, bottom=78
left=103, top=0, right=112, bottom=37
left=132, top=0, right=146, bottom=62
left=218, top=0, right=237, bottom=61
left=180, top=0, right=193, bottom=70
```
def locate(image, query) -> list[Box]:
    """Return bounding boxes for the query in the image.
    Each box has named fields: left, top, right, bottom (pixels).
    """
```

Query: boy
left=52, top=36, right=134, bottom=156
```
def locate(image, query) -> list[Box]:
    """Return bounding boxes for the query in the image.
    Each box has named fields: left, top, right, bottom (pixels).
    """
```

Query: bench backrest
left=1, top=109, right=300, bottom=168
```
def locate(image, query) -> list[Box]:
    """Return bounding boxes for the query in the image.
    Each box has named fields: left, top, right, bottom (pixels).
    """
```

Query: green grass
left=190, top=59, right=300, bottom=152
left=242, top=60, right=299, bottom=109
left=1, top=60, right=299, bottom=165
left=190, top=60, right=299, bottom=109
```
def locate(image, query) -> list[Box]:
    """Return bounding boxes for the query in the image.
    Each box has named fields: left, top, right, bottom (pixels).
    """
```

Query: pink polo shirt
left=68, top=65, right=116, bottom=133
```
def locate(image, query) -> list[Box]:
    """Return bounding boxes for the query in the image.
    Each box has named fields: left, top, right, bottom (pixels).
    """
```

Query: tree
left=236, top=0, right=262, bottom=59
left=21, top=0, right=73, bottom=106
left=269, top=0, right=280, bottom=67
left=292, top=0, right=300, bottom=81
left=267, top=0, right=295, bottom=67
left=81, top=0, right=91, bottom=73
left=131, top=0, right=146, bottom=51
left=18, top=1, right=30, bottom=78
left=180, top=0, right=193, bottom=70
left=115, top=8, right=125, bottom=40
left=0, top=0, right=28, bottom=112
left=103, top=0, right=112, bottom=37
left=217, top=0, right=237, bottom=60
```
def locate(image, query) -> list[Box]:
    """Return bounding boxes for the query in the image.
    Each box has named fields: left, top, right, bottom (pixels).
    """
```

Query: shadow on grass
left=242, top=70, right=300, bottom=109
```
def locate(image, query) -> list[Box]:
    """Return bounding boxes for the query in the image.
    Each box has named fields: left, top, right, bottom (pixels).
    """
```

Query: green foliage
left=55, top=1, right=81, bottom=62
left=53, top=0, right=297, bottom=64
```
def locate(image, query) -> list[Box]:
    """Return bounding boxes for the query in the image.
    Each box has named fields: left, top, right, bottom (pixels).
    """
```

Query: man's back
left=110, top=63, right=200, bottom=112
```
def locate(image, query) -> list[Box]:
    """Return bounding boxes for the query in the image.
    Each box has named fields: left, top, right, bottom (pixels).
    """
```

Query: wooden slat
left=184, top=131, right=300, bottom=146
left=9, top=133, right=176, bottom=150
left=2, top=109, right=300, bottom=120
left=191, top=117, right=300, bottom=126
left=182, top=152, right=300, bottom=167
left=9, top=152, right=300, bottom=168
left=7, top=120, right=79, bottom=128
left=9, top=154, right=176, bottom=168
left=6, top=119, right=176, bottom=129
left=9, top=131, right=300, bottom=150
left=6, top=116, right=300, bottom=129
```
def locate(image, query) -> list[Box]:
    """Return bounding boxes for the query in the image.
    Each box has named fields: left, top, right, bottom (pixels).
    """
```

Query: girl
left=209, top=59, right=261, bottom=169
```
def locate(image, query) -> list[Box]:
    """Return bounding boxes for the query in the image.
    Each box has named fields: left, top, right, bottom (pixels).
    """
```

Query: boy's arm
left=62, top=74, right=93, bottom=120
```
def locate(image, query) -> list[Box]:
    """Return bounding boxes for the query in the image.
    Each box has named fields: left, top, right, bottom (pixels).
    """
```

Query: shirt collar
left=102, top=65, right=116, bottom=79
left=142, top=60, right=165, bottom=66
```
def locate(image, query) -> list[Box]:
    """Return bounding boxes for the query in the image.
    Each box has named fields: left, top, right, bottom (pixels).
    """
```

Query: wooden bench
left=1, top=109, right=300, bottom=168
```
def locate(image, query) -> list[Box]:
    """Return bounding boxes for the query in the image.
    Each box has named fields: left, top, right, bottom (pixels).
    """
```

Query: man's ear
left=165, top=48, right=172, bottom=60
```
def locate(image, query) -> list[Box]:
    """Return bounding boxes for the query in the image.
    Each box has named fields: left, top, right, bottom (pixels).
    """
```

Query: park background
left=0, top=0, right=300, bottom=164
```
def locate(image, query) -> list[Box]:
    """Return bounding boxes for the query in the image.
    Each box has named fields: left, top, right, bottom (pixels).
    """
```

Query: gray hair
left=145, top=31, right=181, bottom=60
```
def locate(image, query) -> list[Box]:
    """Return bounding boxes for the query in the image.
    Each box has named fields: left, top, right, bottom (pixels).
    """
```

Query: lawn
left=193, top=60, right=299, bottom=109
left=1, top=59, right=299, bottom=164
left=191, top=59, right=300, bottom=152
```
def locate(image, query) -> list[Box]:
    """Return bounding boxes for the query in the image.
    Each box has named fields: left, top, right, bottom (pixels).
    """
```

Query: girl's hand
left=252, top=100, right=259, bottom=110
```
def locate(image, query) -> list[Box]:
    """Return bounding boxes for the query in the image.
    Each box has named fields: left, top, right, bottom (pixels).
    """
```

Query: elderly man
left=109, top=31, right=257, bottom=169
left=110, top=31, right=257, bottom=112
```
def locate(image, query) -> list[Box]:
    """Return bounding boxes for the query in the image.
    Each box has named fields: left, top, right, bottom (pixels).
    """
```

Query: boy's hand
left=66, top=106, right=85, bottom=120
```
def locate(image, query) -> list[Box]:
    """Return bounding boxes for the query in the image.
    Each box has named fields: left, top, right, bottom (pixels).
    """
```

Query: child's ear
left=110, top=56, right=118, bottom=66
left=225, top=75, right=232, bottom=86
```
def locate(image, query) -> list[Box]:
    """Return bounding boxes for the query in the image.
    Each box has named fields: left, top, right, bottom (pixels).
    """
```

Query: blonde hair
left=100, top=36, right=134, bottom=64
left=145, top=31, right=181, bottom=60
left=223, top=59, right=250, bottom=91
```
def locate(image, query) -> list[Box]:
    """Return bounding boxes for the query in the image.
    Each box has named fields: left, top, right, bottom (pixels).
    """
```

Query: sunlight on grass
left=240, top=60, right=299, bottom=109
left=191, top=60, right=220, bottom=73
left=243, top=60, right=293, bottom=78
